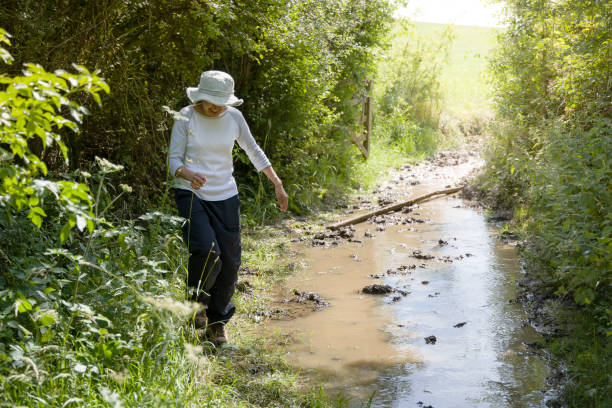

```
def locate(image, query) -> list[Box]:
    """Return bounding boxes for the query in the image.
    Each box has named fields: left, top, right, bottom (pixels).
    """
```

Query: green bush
left=376, top=22, right=453, bottom=129
left=480, top=1, right=612, bottom=404
left=364, top=19, right=450, bottom=168
left=526, top=118, right=612, bottom=310
left=484, top=0, right=612, bottom=310
left=376, top=102, right=439, bottom=156
left=0, top=28, right=108, bottom=236
left=0, top=30, right=185, bottom=405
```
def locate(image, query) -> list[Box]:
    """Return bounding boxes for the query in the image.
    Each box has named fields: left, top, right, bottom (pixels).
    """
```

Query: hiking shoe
left=207, top=323, right=229, bottom=345
left=192, top=310, right=207, bottom=330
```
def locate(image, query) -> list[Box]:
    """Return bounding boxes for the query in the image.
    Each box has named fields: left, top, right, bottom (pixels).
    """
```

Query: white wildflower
left=119, top=184, right=133, bottom=193
left=141, top=296, right=202, bottom=319
left=184, top=343, right=209, bottom=370
left=106, top=368, right=128, bottom=385
left=99, top=387, right=123, bottom=408
left=95, top=156, right=124, bottom=174
left=162, top=105, right=188, bottom=121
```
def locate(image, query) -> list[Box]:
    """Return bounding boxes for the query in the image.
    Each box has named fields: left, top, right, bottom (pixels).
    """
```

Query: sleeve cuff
left=168, top=160, right=183, bottom=177
left=254, top=159, right=272, bottom=172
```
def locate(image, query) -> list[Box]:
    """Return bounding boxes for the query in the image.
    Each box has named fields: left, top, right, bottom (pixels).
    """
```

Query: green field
left=414, top=22, right=499, bottom=116
left=376, top=21, right=499, bottom=118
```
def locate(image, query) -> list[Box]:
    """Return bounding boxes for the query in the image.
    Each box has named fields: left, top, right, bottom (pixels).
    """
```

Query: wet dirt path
left=269, top=147, right=552, bottom=407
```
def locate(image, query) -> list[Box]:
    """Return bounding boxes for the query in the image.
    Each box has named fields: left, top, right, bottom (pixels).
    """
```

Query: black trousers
left=174, top=189, right=241, bottom=324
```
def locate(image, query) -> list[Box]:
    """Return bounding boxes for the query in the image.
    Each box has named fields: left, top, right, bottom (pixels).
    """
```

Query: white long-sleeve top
left=168, top=105, right=271, bottom=201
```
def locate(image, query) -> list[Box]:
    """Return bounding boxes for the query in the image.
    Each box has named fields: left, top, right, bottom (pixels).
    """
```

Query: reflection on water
left=269, top=158, right=550, bottom=407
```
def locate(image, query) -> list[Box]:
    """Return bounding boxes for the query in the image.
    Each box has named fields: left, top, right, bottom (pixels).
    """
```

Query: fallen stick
left=327, top=186, right=464, bottom=230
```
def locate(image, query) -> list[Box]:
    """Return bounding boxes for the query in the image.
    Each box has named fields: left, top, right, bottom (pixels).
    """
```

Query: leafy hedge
left=481, top=1, right=611, bottom=403
left=0, top=0, right=392, bottom=215
left=485, top=0, right=611, bottom=312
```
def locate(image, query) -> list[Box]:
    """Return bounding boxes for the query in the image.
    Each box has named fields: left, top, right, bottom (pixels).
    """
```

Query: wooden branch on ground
left=327, top=186, right=464, bottom=230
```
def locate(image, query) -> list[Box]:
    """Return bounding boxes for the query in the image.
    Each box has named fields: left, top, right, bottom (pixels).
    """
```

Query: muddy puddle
left=269, top=149, right=552, bottom=407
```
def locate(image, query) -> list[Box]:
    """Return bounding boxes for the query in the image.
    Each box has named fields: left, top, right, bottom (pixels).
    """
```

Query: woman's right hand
left=177, top=166, right=206, bottom=189
left=189, top=171, right=207, bottom=190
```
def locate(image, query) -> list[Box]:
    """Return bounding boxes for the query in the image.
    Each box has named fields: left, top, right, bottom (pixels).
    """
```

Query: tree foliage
left=0, top=0, right=392, bottom=213
left=481, top=1, right=611, bottom=402
left=0, top=28, right=108, bottom=237
left=486, top=0, right=611, bottom=306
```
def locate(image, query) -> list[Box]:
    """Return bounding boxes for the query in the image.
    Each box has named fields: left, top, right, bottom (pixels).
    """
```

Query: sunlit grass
left=414, top=22, right=499, bottom=117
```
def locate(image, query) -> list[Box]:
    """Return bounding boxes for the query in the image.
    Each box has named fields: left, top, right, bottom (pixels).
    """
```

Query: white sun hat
left=186, top=70, right=243, bottom=106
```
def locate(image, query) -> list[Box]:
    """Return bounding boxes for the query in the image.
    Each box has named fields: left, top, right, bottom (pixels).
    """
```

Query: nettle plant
left=0, top=28, right=110, bottom=372
left=0, top=28, right=108, bottom=237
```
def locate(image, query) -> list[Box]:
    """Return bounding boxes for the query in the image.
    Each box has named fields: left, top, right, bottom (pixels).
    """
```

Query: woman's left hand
left=275, top=183, right=289, bottom=212
left=262, top=166, right=289, bottom=212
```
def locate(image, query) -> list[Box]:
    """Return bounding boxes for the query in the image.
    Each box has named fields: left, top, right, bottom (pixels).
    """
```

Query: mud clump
left=382, top=265, right=416, bottom=276
left=402, top=217, right=425, bottom=224
left=377, top=196, right=395, bottom=206
left=311, top=239, right=337, bottom=247
left=313, top=226, right=355, bottom=240
left=257, top=308, right=289, bottom=320
left=338, top=228, right=355, bottom=239
left=361, top=284, right=409, bottom=297
left=411, top=250, right=435, bottom=260
left=371, top=216, right=386, bottom=224
left=311, top=226, right=356, bottom=246
left=236, top=280, right=253, bottom=293
left=287, top=289, right=330, bottom=311
left=368, top=265, right=415, bottom=279
left=361, top=284, right=393, bottom=294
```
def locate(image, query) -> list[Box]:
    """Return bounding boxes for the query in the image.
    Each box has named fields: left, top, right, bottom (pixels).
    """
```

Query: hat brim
left=186, top=87, right=243, bottom=107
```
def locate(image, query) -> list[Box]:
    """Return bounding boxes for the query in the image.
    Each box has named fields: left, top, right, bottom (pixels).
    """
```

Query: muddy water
left=270, top=152, right=551, bottom=407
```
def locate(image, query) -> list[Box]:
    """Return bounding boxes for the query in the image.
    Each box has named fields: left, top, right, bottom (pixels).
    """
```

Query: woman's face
left=196, top=100, right=227, bottom=117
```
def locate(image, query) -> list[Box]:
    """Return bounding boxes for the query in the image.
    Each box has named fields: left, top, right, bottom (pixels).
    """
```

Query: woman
left=168, top=70, right=288, bottom=345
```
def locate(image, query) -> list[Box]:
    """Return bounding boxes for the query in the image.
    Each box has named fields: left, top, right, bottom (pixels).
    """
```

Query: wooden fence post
left=350, top=79, right=372, bottom=159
